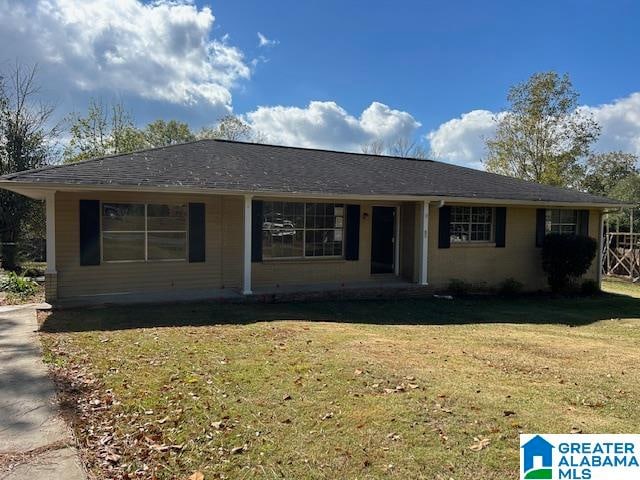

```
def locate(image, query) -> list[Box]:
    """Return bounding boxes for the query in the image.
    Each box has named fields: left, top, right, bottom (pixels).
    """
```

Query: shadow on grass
left=39, top=292, right=640, bottom=333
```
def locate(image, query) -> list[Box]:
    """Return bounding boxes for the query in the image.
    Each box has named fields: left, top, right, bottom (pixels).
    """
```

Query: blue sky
left=1, top=0, right=639, bottom=169
left=218, top=0, right=640, bottom=126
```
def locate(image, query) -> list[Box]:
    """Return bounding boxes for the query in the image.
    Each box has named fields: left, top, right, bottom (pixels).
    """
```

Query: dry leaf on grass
left=189, top=471, right=204, bottom=480
left=230, top=445, right=247, bottom=454
left=469, top=436, right=490, bottom=451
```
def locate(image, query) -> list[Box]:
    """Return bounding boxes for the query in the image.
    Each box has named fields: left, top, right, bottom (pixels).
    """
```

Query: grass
left=40, top=279, right=640, bottom=479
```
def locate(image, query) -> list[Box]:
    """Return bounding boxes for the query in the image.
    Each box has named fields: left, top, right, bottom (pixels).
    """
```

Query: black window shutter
left=79, top=200, right=100, bottom=266
left=578, top=210, right=590, bottom=236
left=495, top=207, right=506, bottom=248
left=345, top=204, right=360, bottom=261
left=438, top=205, right=451, bottom=249
left=535, top=209, right=546, bottom=247
left=188, top=203, right=206, bottom=263
left=251, top=200, right=263, bottom=262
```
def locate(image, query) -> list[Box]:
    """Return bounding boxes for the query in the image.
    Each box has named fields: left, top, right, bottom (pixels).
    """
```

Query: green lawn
left=40, top=279, right=640, bottom=479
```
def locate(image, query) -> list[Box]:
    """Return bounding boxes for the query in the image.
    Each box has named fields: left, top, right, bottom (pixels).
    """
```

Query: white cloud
left=426, top=110, right=497, bottom=169
left=245, top=101, right=421, bottom=152
left=257, top=32, right=279, bottom=48
left=426, top=92, right=640, bottom=169
left=584, top=92, right=640, bottom=156
left=0, top=0, right=251, bottom=111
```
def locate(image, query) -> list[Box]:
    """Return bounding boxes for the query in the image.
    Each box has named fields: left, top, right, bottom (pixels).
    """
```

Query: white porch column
left=418, top=200, right=429, bottom=285
left=45, top=191, right=58, bottom=302
left=243, top=194, right=253, bottom=295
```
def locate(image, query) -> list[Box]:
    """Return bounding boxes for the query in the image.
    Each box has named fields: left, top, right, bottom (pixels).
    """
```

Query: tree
left=608, top=174, right=640, bottom=232
left=360, top=136, right=429, bottom=159
left=361, top=139, right=386, bottom=155
left=144, top=119, right=195, bottom=147
left=582, top=151, right=638, bottom=196
left=198, top=115, right=253, bottom=142
left=63, top=99, right=145, bottom=163
left=0, top=63, right=57, bottom=270
left=485, top=72, right=600, bottom=187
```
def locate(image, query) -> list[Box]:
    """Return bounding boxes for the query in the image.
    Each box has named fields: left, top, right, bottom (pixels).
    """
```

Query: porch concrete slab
left=0, top=306, right=85, bottom=480
left=252, top=277, right=419, bottom=295
left=55, top=287, right=244, bottom=308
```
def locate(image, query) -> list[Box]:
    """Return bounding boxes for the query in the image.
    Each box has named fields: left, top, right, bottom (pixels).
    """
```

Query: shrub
left=541, top=234, right=597, bottom=293
left=448, top=278, right=472, bottom=296
left=0, top=271, right=39, bottom=298
left=580, top=279, right=600, bottom=296
left=497, top=277, right=524, bottom=296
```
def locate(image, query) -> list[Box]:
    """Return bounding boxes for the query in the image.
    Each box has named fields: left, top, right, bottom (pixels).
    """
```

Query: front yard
left=40, top=280, right=640, bottom=479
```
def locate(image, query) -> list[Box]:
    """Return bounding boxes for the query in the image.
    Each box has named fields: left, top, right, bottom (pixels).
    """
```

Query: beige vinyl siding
left=53, top=191, right=603, bottom=300
left=55, top=191, right=243, bottom=298
left=426, top=205, right=601, bottom=291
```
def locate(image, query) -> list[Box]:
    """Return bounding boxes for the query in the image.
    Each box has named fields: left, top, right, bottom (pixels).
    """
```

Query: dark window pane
left=148, top=232, right=187, bottom=260
left=102, top=203, right=145, bottom=231
left=103, top=232, right=145, bottom=261
left=147, top=204, right=186, bottom=231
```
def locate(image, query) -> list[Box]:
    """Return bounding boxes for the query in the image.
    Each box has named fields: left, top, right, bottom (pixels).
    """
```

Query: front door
left=371, top=206, right=395, bottom=274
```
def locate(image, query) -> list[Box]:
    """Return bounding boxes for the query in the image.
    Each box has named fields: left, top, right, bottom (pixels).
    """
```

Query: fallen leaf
left=282, top=394, right=292, bottom=401
left=230, top=445, right=246, bottom=454
left=469, top=436, right=490, bottom=451
left=354, top=369, right=363, bottom=376
left=189, top=472, right=204, bottom=480
left=408, top=383, right=419, bottom=389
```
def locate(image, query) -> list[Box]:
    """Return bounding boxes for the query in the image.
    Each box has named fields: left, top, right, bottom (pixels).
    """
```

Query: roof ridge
left=204, top=138, right=436, bottom=163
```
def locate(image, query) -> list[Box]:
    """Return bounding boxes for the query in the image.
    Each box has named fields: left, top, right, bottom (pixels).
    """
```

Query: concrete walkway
left=0, top=305, right=85, bottom=480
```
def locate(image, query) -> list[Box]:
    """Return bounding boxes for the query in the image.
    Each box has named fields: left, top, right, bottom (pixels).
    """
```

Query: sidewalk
left=0, top=305, right=85, bottom=480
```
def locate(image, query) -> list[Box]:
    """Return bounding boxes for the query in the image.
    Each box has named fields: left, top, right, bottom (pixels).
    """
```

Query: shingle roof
left=0, top=139, right=622, bottom=205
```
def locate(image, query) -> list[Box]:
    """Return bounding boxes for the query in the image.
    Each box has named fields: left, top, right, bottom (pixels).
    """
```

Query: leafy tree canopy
left=485, top=72, right=600, bottom=188
left=582, top=151, right=638, bottom=196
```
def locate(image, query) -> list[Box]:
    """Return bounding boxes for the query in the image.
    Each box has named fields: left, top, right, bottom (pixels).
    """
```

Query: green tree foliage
left=144, top=119, right=195, bottom=147
left=197, top=115, right=261, bottom=142
left=63, top=99, right=145, bottom=163
left=608, top=174, right=640, bottom=232
left=582, top=151, right=638, bottom=196
left=0, top=63, right=57, bottom=270
left=485, top=72, right=600, bottom=187
left=541, top=234, right=597, bottom=292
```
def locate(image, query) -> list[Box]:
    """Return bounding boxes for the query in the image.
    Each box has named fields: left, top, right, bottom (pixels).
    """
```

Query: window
left=545, top=209, right=578, bottom=235
left=450, top=206, right=494, bottom=243
left=262, top=201, right=344, bottom=259
left=102, top=203, right=187, bottom=262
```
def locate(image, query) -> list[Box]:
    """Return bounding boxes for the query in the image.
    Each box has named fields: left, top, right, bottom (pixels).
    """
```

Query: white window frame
left=545, top=209, right=578, bottom=235
left=101, top=202, right=189, bottom=263
left=262, top=201, right=345, bottom=260
left=449, top=206, right=495, bottom=244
